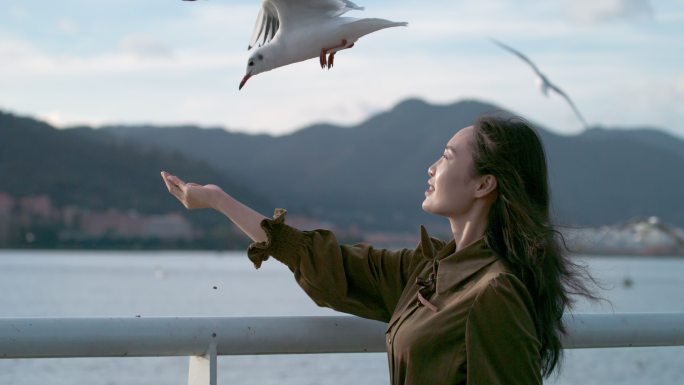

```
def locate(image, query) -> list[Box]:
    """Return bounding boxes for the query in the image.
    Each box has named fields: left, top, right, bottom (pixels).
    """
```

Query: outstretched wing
left=491, top=38, right=543, bottom=77
left=547, top=82, right=589, bottom=128
left=492, top=38, right=589, bottom=129
left=248, top=2, right=280, bottom=50
left=285, top=0, right=364, bottom=18
left=248, top=0, right=365, bottom=50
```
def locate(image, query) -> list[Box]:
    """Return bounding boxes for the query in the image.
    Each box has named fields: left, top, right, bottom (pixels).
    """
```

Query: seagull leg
left=321, top=39, right=348, bottom=70
left=320, top=48, right=328, bottom=69
left=331, top=43, right=354, bottom=67
left=327, top=52, right=335, bottom=69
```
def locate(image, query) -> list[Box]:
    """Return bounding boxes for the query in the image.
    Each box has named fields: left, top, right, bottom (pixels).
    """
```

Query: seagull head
left=239, top=50, right=270, bottom=90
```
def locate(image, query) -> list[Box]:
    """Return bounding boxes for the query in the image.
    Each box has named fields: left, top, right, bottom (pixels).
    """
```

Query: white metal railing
left=1, top=314, right=683, bottom=385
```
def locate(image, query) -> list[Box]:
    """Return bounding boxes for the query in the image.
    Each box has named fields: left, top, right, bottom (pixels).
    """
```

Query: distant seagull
left=183, top=0, right=407, bottom=90
left=491, top=38, right=589, bottom=130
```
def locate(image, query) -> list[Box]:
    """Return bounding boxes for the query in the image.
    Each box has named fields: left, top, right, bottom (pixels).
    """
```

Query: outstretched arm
left=161, top=171, right=418, bottom=322
left=160, top=171, right=267, bottom=243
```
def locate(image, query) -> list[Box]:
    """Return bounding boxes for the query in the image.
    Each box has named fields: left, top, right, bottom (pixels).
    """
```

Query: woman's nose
left=428, top=164, right=436, bottom=177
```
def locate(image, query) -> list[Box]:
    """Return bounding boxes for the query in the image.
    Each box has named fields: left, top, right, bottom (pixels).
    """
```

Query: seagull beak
left=239, top=73, right=252, bottom=90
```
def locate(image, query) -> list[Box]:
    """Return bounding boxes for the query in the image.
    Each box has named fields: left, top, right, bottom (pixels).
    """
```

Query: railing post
left=188, top=341, right=217, bottom=385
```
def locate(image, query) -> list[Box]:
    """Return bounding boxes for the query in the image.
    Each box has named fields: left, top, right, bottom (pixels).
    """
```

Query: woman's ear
left=475, top=174, right=497, bottom=198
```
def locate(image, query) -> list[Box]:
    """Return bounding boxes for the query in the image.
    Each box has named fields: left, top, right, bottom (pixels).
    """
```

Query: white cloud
left=8, top=7, right=29, bottom=21
left=654, top=12, right=684, bottom=22
left=56, top=18, right=78, bottom=34
left=159, top=3, right=258, bottom=49
left=566, top=0, right=653, bottom=23
left=120, top=36, right=175, bottom=60
left=0, top=36, right=243, bottom=75
left=0, top=38, right=50, bottom=68
left=1, top=0, right=682, bottom=139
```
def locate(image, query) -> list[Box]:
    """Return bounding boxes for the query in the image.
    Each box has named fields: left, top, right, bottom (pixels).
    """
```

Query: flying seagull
left=491, top=38, right=589, bottom=129
left=183, top=0, right=407, bottom=90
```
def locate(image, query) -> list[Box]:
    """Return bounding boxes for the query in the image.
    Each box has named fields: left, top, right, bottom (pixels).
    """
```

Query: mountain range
left=101, top=98, right=684, bottom=232
left=0, top=110, right=272, bottom=237
left=2, top=98, right=683, bottom=239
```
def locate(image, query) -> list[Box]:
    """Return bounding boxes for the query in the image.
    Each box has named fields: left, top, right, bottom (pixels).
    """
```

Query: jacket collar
left=420, top=228, right=497, bottom=294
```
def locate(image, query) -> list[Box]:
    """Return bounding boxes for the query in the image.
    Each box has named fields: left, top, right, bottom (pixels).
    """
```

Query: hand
left=161, top=171, right=224, bottom=210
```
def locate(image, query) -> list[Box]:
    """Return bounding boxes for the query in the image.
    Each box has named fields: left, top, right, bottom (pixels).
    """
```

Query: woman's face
left=422, top=126, right=481, bottom=217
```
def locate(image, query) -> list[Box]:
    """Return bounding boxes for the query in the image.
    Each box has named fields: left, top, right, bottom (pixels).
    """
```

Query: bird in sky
left=183, top=0, right=407, bottom=90
left=491, top=38, right=589, bottom=130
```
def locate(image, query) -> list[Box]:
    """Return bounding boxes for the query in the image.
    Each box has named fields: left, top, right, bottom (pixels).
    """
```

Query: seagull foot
left=327, top=52, right=335, bottom=69
left=320, top=49, right=327, bottom=69
left=320, top=39, right=348, bottom=70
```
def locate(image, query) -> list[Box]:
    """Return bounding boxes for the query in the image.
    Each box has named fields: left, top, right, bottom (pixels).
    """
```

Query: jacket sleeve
left=247, top=209, right=419, bottom=323
left=465, top=273, right=542, bottom=385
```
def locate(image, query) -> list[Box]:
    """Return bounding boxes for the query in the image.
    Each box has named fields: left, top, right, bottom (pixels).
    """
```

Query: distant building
left=563, top=217, right=684, bottom=256
left=0, top=192, right=14, bottom=244
left=74, top=209, right=194, bottom=240
left=0, top=192, right=197, bottom=246
left=18, top=195, right=56, bottom=220
left=286, top=215, right=336, bottom=231
left=142, top=213, right=193, bottom=240
left=0, top=192, right=14, bottom=217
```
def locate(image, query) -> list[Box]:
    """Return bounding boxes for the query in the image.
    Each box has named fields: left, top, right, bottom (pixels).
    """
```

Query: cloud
left=566, top=0, right=653, bottom=23
left=1, top=0, right=682, bottom=138
left=7, top=7, right=29, bottom=21
left=120, top=36, right=175, bottom=60
left=56, top=18, right=78, bottom=35
left=0, top=35, right=244, bottom=76
left=0, top=38, right=49, bottom=68
left=159, top=3, right=258, bottom=49
left=655, top=12, right=684, bottom=22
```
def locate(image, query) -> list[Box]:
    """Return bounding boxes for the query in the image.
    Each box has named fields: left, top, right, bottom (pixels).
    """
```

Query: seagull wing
left=546, top=82, right=589, bottom=128
left=277, top=0, right=363, bottom=19
left=492, top=38, right=589, bottom=128
left=248, top=1, right=280, bottom=50
left=491, top=38, right=543, bottom=77
left=248, top=0, right=362, bottom=50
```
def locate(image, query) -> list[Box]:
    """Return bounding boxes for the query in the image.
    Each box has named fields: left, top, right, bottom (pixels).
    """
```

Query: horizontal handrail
left=1, top=313, right=683, bottom=359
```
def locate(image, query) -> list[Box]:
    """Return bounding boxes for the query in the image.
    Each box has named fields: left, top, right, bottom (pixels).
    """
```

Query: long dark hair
left=471, top=115, right=597, bottom=377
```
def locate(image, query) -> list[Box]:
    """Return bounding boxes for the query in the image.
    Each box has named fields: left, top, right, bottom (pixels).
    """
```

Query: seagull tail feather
left=347, top=18, right=408, bottom=38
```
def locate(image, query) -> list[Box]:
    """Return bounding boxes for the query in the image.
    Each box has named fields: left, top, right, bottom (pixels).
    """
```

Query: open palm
left=161, top=171, right=224, bottom=210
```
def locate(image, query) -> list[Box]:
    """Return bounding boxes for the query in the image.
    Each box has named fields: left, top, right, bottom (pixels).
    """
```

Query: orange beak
left=239, top=73, right=252, bottom=90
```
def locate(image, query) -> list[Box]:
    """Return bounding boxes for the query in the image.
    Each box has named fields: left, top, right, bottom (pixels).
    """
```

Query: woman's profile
left=161, top=115, right=595, bottom=384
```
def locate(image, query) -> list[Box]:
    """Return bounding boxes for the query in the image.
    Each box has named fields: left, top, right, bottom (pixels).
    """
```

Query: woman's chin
left=421, top=199, right=433, bottom=214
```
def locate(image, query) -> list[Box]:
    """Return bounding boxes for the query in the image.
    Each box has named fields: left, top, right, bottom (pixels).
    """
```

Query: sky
left=1, top=0, right=683, bottom=137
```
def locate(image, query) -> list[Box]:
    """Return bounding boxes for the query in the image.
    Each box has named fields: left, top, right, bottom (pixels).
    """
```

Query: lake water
left=0, top=250, right=683, bottom=385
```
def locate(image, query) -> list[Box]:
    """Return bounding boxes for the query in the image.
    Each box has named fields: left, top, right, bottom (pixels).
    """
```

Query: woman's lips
left=425, top=184, right=435, bottom=196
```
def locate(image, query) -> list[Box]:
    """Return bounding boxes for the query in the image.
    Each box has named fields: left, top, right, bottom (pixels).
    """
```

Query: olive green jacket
left=248, top=209, right=542, bottom=385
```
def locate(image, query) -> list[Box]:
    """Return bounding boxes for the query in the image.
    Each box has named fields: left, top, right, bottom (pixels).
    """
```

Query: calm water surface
left=0, top=250, right=682, bottom=385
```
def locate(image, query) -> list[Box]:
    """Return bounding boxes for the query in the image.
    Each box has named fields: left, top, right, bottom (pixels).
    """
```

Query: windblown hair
left=471, top=115, right=597, bottom=377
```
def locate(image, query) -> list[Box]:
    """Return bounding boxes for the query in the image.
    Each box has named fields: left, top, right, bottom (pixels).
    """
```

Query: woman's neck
left=448, top=202, right=490, bottom=252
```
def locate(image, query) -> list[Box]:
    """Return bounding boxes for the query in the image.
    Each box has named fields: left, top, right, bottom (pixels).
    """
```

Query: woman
left=161, top=115, right=594, bottom=384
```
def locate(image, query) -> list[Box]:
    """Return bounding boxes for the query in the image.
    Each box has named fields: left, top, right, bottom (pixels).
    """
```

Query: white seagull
left=207, top=0, right=406, bottom=89
left=184, top=0, right=406, bottom=89
left=491, top=38, right=589, bottom=130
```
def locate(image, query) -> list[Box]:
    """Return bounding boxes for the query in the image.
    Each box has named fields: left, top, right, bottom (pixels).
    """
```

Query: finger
left=161, top=172, right=185, bottom=198
left=168, top=183, right=184, bottom=199
left=164, top=174, right=188, bottom=195
left=168, top=174, right=186, bottom=186
left=161, top=171, right=185, bottom=186
left=164, top=177, right=184, bottom=198
left=161, top=172, right=175, bottom=191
